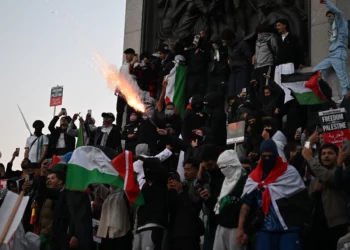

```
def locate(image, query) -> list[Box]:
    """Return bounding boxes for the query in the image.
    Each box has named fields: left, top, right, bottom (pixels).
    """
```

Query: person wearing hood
left=93, top=184, right=132, bottom=250
left=48, top=109, right=76, bottom=157
left=221, top=29, right=252, bottom=97
left=181, top=94, right=208, bottom=143
left=133, top=158, right=169, bottom=250
left=251, top=24, right=278, bottom=97
left=137, top=95, right=159, bottom=155
left=244, top=113, right=263, bottom=161
left=237, top=140, right=306, bottom=250
left=25, top=120, right=49, bottom=164
left=260, top=86, right=281, bottom=118
left=207, top=37, right=229, bottom=98
left=93, top=112, right=122, bottom=154
left=204, top=91, right=227, bottom=148
left=121, top=112, right=140, bottom=154
left=213, top=150, right=247, bottom=250
left=262, top=117, right=287, bottom=162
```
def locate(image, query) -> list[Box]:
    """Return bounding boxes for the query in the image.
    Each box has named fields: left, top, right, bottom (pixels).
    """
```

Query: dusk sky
left=0, top=0, right=126, bottom=169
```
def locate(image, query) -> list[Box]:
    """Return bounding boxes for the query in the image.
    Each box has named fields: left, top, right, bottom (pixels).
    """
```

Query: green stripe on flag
left=76, top=123, right=84, bottom=148
left=173, top=65, right=187, bottom=118
left=66, top=164, right=124, bottom=191
left=294, top=92, right=325, bottom=105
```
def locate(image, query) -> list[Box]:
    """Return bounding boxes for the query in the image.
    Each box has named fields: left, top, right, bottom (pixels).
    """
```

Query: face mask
left=220, top=166, right=235, bottom=178
left=165, top=109, right=174, bottom=116
left=328, top=17, right=335, bottom=24
left=103, top=121, right=112, bottom=127
left=261, top=154, right=278, bottom=172
left=130, top=115, right=137, bottom=122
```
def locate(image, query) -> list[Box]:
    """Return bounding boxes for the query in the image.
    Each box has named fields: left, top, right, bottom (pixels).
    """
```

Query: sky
left=0, top=0, right=126, bottom=169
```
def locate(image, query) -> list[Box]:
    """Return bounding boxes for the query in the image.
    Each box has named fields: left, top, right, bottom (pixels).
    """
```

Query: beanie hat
left=260, top=139, right=278, bottom=156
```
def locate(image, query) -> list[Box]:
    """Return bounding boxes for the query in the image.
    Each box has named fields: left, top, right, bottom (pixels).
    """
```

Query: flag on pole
left=281, top=71, right=328, bottom=105
left=165, top=56, right=187, bottom=117
left=76, top=122, right=85, bottom=148
left=66, top=146, right=144, bottom=206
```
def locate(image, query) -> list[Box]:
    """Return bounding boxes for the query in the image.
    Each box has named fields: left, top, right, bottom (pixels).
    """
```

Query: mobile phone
left=61, top=108, right=66, bottom=115
left=305, top=141, right=311, bottom=149
left=169, top=172, right=175, bottom=180
left=88, top=109, right=92, bottom=115
left=25, top=175, right=30, bottom=182
left=297, top=127, right=302, bottom=133
left=46, top=158, right=52, bottom=166
left=242, top=88, right=247, bottom=93
left=15, top=148, right=20, bottom=157
left=316, top=126, right=323, bottom=134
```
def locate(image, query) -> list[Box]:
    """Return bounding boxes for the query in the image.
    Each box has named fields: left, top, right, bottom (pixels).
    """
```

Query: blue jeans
left=314, top=49, right=350, bottom=97
left=256, top=231, right=302, bottom=250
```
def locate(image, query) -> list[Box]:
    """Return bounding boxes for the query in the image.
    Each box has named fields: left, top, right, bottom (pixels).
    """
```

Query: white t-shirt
left=25, top=135, right=49, bottom=163
left=56, top=133, right=65, bottom=149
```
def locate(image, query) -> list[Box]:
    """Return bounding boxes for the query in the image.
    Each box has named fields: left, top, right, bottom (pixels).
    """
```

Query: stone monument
left=123, top=0, right=350, bottom=100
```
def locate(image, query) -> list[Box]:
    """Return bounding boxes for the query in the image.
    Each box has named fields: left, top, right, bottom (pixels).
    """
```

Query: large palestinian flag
left=66, top=146, right=144, bottom=206
left=165, top=59, right=187, bottom=117
left=281, top=71, right=328, bottom=105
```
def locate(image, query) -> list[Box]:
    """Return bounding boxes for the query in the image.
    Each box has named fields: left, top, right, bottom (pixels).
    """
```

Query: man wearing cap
left=157, top=43, right=175, bottom=99
left=24, top=120, right=49, bottom=164
left=116, top=48, right=139, bottom=131
left=314, top=0, right=350, bottom=100
left=237, top=140, right=306, bottom=250
left=94, top=112, right=122, bottom=153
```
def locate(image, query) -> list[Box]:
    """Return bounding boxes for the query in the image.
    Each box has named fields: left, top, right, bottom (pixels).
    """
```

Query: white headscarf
left=214, top=150, right=245, bottom=214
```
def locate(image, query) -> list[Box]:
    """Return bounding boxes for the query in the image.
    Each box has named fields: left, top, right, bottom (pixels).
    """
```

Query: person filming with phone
left=302, top=132, right=349, bottom=250
left=48, top=108, right=76, bottom=157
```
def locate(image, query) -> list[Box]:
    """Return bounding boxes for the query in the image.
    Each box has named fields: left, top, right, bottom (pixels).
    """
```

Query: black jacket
left=137, top=158, right=169, bottom=229
left=94, top=124, right=122, bottom=153
left=216, top=175, right=247, bottom=228
left=158, top=54, right=175, bottom=87
left=48, top=116, right=76, bottom=156
left=208, top=43, right=229, bottom=74
left=121, top=121, right=140, bottom=153
left=276, top=33, right=303, bottom=67
left=181, top=108, right=208, bottom=143
left=228, top=37, right=252, bottom=70
left=168, top=183, right=203, bottom=238
left=205, top=92, right=227, bottom=147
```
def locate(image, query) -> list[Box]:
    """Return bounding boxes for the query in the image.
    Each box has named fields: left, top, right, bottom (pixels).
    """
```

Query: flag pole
left=17, top=105, right=32, bottom=136
left=53, top=106, right=56, bottom=117
left=0, top=191, right=25, bottom=245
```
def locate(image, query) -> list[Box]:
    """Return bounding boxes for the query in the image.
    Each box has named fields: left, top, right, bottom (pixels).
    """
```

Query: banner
left=319, top=108, right=350, bottom=146
left=50, top=86, right=63, bottom=107
left=227, top=121, right=245, bottom=145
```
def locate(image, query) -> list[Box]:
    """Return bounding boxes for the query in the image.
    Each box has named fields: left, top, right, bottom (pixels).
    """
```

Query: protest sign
left=49, top=86, right=63, bottom=107
left=0, top=191, right=29, bottom=245
left=319, top=108, right=350, bottom=146
left=227, top=121, right=245, bottom=145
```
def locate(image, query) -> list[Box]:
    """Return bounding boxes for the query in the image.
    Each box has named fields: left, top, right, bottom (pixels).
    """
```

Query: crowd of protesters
left=1, top=0, right=350, bottom=250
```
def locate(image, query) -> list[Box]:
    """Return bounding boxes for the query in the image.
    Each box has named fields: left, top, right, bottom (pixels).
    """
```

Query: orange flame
left=96, top=54, right=146, bottom=113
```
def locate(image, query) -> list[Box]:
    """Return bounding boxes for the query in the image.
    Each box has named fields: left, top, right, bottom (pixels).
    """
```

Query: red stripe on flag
left=305, top=71, right=327, bottom=102
left=112, top=151, right=141, bottom=205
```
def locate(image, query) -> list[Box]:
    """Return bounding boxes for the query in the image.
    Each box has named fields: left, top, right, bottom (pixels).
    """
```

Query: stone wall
left=123, top=0, right=350, bottom=100
left=310, top=0, right=350, bottom=100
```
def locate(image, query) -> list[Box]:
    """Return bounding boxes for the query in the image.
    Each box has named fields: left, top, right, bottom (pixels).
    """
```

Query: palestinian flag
left=165, top=60, right=187, bottom=117
left=281, top=71, right=328, bottom=105
left=76, top=122, right=85, bottom=148
left=66, top=146, right=144, bottom=206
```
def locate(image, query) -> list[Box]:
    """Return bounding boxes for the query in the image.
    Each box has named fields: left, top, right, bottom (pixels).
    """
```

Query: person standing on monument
left=314, top=0, right=350, bottom=100
left=116, top=48, right=139, bottom=131
left=274, top=19, right=304, bottom=103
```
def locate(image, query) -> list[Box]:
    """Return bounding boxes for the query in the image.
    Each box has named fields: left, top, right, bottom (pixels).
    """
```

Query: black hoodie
left=204, top=92, right=227, bottom=147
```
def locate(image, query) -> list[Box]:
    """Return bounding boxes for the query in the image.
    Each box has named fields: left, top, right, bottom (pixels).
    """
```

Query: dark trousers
left=169, top=237, right=200, bottom=250
left=207, top=72, right=228, bottom=98
left=186, top=72, right=207, bottom=103
left=116, top=96, right=133, bottom=131
left=100, top=232, right=133, bottom=250
left=228, top=66, right=250, bottom=96
left=253, top=65, right=275, bottom=97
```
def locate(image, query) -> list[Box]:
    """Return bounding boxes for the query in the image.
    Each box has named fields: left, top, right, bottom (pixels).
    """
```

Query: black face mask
left=261, top=154, right=278, bottom=173
left=265, top=129, right=276, bottom=138
left=34, top=128, right=43, bottom=137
